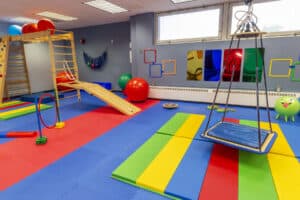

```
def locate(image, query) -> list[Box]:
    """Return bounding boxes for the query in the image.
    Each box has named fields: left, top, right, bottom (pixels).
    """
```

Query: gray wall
left=130, top=13, right=300, bottom=92
left=71, top=22, right=131, bottom=90
left=0, top=22, right=10, bottom=36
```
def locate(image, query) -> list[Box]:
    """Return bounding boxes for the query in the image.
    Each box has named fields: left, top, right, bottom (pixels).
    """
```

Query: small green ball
left=118, top=73, right=132, bottom=90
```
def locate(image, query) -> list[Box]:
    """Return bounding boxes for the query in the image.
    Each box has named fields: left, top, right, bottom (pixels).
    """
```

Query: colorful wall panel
left=204, top=49, right=222, bottom=81
left=242, top=48, right=264, bottom=82
left=223, top=49, right=243, bottom=82
left=186, top=50, right=203, bottom=81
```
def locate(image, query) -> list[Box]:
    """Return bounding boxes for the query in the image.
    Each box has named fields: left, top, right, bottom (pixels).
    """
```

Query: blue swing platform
left=202, top=122, right=277, bottom=154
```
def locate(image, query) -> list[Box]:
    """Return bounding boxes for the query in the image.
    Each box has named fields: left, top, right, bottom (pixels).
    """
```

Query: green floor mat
left=0, top=104, right=52, bottom=120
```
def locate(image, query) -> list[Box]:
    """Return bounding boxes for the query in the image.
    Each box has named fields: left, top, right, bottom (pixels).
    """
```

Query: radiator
left=149, top=86, right=300, bottom=108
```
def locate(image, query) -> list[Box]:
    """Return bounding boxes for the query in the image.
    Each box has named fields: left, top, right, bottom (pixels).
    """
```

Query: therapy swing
left=201, top=0, right=277, bottom=154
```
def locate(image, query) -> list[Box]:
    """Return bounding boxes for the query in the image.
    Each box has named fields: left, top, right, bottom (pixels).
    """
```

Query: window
left=156, top=6, right=221, bottom=44
left=155, top=0, right=300, bottom=44
left=230, top=0, right=300, bottom=36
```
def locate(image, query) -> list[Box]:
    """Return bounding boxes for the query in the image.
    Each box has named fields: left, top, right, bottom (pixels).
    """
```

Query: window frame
left=155, top=4, right=224, bottom=45
left=227, top=0, right=300, bottom=39
left=154, top=0, right=300, bottom=45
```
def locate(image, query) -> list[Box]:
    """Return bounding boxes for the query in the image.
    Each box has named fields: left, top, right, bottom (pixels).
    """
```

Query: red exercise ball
left=22, top=23, right=39, bottom=34
left=37, top=18, right=56, bottom=34
left=56, top=72, right=73, bottom=91
left=124, top=77, right=149, bottom=102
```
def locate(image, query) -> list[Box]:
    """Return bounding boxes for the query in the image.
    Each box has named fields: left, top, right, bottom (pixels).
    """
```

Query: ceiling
left=0, top=0, right=237, bottom=29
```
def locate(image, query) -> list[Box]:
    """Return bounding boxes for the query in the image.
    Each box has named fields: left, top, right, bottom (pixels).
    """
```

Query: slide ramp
left=59, top=81, right=141, bottom=115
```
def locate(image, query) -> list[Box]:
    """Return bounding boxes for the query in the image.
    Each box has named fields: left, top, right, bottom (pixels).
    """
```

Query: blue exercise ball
left=8, top=25, right=22, bottom=35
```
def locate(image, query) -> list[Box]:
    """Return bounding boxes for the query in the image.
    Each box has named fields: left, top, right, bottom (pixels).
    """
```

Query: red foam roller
left=6, top=131, right=37, bottom=138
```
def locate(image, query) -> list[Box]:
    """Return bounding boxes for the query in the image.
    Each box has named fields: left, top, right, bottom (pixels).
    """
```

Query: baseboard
left=149, top=86, right=300, bottom=108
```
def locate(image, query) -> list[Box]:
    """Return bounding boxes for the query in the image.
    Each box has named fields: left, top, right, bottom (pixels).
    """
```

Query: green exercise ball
left=118, top=73, right=132, bottom=90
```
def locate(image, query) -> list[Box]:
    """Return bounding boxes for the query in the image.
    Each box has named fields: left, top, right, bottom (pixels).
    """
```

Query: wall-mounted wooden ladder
left=6, top=41, right=31, bottom=99
left=0, top=36, right=10, bottom=104
left=0, top=36, right=31, bottom=104
left=48, top=32, right=81, bottom=105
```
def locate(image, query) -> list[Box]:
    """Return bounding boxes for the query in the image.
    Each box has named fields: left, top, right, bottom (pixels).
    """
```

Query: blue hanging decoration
left=83, top=50, right=107, bottom=69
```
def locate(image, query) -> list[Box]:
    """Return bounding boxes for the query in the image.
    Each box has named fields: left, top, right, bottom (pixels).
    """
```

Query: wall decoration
left=162, top=59, right=177, bottom=75
left=242, top=48, right=264, bottom=82
left=204, top=49, right=222, bottom=81
left=290, top=61, right=300, bottom=82
left=186, top=50, right=203, bottom=81
left=83, top=50, right=107, bottom=69
left=149, top=63, right=163, bottom=78
left=80, top=38, right=86, bottom=44
left=222, top=48, right=243, bottom=82
left=144, top=49, right=157, bottom=64
left=268, top=58, right=292, bottom=78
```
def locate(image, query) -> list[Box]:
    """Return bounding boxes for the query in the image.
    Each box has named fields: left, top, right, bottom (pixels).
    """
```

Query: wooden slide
left=59, top=81, right=141, bottom=115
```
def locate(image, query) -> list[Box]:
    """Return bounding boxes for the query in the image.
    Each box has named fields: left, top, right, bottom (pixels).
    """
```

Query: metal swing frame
left=201, top=0, right=276, bottom=153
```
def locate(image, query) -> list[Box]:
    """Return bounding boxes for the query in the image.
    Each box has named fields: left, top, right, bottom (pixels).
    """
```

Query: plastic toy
left=216, top=108, right=235, bottom=113
left=56, top=71, right=73, bottom=91
left=274, top=96, right=300, bottom=122
left=118, top=73, right=132, bottom=90
left=8, top=25, right=22, bottom=35
left=22, top=23, right=39, bottom=34
left=0, top=131, right=37, bottom=138
left=37, top=18, right=56, bottom=34
left=35, top=93, right=65, bottom=145
left=207, top=105, right=219, bottom=110
left=207, top=105, right=235, bottom=113
left=35, top=97, right=47, bottom=145
left=163, top=103, right=178, bottom=109
left=124, top=77, right=149, bottom=101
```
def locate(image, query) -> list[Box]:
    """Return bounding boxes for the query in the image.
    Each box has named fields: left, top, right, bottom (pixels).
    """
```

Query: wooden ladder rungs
left=54, top=52, right=73, bottom=56
left=8, top=54, right=24, bottom=58
left=55, top=60, right=74, bottom=63
left=53, top=45, right=72, bottom=48
left=58, top=88, right=78, bottom=92
left=55, top=68, right=77, bottom=72
left=6, top=80, right=29, bottom=84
